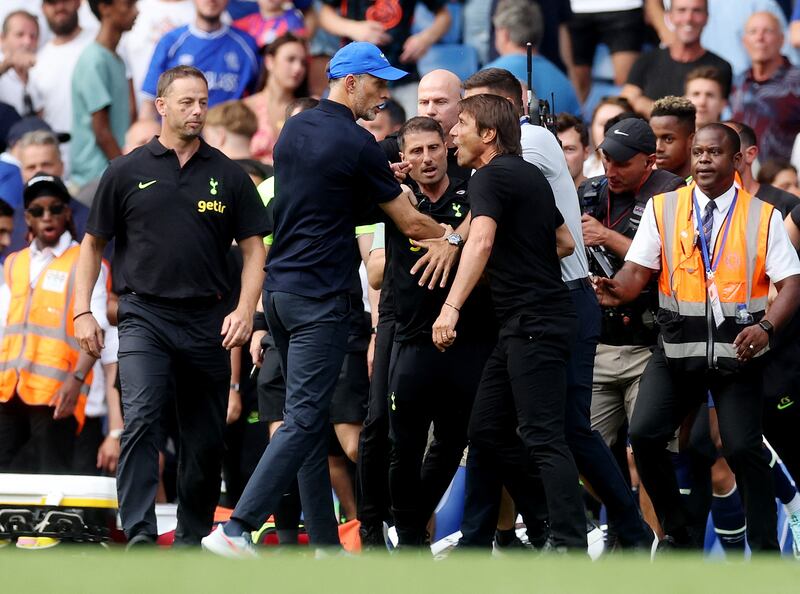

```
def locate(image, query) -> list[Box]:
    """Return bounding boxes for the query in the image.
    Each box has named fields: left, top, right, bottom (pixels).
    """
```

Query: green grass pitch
left=3, top=548, right=800, bottom=594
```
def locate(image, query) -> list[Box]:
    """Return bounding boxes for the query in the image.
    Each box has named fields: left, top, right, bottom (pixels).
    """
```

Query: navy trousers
left=232, top=291, right=349, bottom=546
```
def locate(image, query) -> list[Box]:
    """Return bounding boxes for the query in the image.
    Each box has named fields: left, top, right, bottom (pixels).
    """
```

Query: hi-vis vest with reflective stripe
left=0, top=244, right=91, bottom=428
left=653, top=185, right=772, bottom=373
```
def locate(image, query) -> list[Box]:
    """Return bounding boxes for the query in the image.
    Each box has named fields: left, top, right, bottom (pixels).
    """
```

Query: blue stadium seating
left=418, top=44, right=480, bottom=81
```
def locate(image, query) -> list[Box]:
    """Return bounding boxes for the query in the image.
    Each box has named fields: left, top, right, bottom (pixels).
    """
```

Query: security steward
left=0, top=174, right=104, bottom=474
left=74, top=66, right=269, bottom=546
left=579, top=118, right=684, bottom=449
left=204, top=42, right=451, bottom=556
left=595, top=123, right=800, bottom=552
left=386, top=117, right=496, bottom=547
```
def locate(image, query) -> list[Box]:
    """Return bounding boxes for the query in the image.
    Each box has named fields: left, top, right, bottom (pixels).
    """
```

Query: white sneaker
left=201, top=524, right=257, bottom=559
left=787, top=510, right=800, bottom=560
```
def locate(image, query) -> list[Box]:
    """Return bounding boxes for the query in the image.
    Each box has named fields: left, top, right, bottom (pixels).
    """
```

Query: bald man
left=730, top=12, right=800, bottom=162
left=417, top=69, right=462, bottom=147
left=382, top=69, right=469, bottom=179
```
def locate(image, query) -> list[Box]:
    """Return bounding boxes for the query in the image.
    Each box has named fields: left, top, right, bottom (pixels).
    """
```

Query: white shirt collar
left=189, top=23, right=229, bottom=39
left=29, top=231, right=74, bottom=259
left=693, top=183, right=737, bottom=216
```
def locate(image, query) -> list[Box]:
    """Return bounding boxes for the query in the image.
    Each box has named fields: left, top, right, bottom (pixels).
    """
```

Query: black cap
left=6, top=116, right=70, bottom=148
left=598, top=118, right=656, bottom=162
left=24, top=173, right=71, bottom=208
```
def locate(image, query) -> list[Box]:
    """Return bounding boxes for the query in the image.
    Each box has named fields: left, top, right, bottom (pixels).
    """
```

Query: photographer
left=579, top=118, right=684, bottom=450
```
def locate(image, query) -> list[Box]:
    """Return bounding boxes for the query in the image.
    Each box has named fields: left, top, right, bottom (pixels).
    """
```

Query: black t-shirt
left=322, top=0, right=447, bottom=80
left=756, top=183, right=799, bottom=218
left=87, top=137, right=269, bottom=300
left=388, top=176, right=496, bottom=342
left=468, top=154, right=570, bottom=324
left=265, top=99, right=401, bottom=299
left=627, top=47, right=733, bottom=99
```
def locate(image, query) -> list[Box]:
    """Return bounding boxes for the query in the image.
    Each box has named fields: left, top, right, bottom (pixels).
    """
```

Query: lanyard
left=692, top=189, right=738, bottom=279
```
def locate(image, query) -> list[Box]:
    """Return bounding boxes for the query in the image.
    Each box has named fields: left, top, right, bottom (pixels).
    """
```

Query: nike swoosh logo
left=138, top=180, right=157, bottom=190
left=778, top=400, right=795, bottom=410
left=613, top=130, right=629, bottom=136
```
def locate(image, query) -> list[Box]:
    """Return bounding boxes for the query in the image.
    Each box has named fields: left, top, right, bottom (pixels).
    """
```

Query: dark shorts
left=257, top=335, right=369, bottom=425
left=568, top=8, right=644, bottom=66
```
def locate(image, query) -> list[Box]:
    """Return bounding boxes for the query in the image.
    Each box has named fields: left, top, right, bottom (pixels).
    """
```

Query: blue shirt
left=0, top=160, right=23, bottom=209
left=142, top=24, right=260, bottom=106
left=482, top=54, right=581, bottom=117
left=265, top=99, right=402, bottom=299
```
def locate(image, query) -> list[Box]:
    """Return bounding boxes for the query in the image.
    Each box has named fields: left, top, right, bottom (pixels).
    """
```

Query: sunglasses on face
left=26, top=204, right=66, bottom=218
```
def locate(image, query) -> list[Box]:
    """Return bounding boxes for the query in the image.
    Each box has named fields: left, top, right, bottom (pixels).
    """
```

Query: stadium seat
left=418, top=44, right=480, bottom=81
left=581, top=80, right=622, bottom=123
left=412, top=2, right=463, bottom=45
left=591, top=44, right=615, bottom=83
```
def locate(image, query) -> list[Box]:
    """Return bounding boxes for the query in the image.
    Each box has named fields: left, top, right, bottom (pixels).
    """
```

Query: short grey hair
left=492, top=0, right=543, bottom=49
left=18, top=130, right=59, bottom=150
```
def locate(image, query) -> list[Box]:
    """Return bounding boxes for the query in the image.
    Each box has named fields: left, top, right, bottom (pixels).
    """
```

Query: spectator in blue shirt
left=482, top=0, right=581, bottom=117
left=140, top=0, right=260, bottom=120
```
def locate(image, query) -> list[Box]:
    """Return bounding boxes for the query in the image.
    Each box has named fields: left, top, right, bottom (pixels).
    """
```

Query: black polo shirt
left=265, top=99, right=401, bottom=299
left=389, top=177, right=496, bottom=343
left=87, top=137, right=269, bottom=300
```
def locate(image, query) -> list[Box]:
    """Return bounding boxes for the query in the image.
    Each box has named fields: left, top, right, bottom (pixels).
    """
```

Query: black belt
left=127, top=292, right=222, bottom=308
left=565, top=277, right=592, bottom=291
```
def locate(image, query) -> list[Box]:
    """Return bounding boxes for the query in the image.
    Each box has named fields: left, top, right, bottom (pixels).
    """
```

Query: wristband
left=444, top=302, right=460, bottom=313
left=253, top=311, right=268, bottom=332
left=108, top=428, right=123, bottom=440
left=73, top=311, right=92, bottom=322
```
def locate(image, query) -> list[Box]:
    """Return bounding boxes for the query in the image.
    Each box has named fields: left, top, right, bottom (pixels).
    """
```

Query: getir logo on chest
left=197, top=177, right=225, bottom=213
left=198, top=200, right=226, bottom=213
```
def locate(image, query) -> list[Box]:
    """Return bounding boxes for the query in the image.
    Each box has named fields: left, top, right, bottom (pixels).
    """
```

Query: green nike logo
left=777, top=397, right=795, bottom=411
left=138, top=180, right=157, bottom=190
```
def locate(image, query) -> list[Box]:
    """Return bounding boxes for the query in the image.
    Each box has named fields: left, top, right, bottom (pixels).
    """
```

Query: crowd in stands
left=2, top=0, right=800, bottom=558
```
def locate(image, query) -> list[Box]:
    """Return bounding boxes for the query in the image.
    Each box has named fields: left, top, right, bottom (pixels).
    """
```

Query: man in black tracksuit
left=386, top=116, right=496, bottom=547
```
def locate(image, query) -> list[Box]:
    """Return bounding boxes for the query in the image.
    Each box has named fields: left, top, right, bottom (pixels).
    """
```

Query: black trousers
left=561, top=283, right=648, bottom=545
left=116, top=294, right=230, bottom=545
left=459, top=313, right=586, bottom=550
left=387, top=337, right=492, bottom=545
left=629, top=347, right=778, bottom=551
left=0, top=394, right=77, bottom=473
left=356, top=314, right=394, bottom=532
left=72, top=416, right=106, bottom=476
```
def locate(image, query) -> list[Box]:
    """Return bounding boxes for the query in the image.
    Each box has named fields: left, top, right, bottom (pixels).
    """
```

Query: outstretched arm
left=594, top=261, right=655, bottom=307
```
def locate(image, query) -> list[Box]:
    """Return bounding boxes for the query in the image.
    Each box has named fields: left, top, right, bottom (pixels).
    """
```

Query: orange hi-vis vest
left=652, top=184, right=773, bottom=373
left=0, top=244, right=92, bottom=429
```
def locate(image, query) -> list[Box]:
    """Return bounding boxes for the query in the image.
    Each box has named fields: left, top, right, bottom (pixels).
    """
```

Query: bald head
left=743, top=11, right=784, bottom=64
left=124, top=119, right=161, bottom=154
left=417, top=69, right=462, bottom=143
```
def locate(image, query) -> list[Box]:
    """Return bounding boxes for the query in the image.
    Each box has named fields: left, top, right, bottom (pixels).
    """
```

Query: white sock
left=785, top=492, right=800, bottom=516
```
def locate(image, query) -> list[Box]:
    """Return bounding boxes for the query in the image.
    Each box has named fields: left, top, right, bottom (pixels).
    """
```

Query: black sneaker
left=651, top=535, right=679, bottom=559
left=360, top=524, right=388, bottom=551
left=126, top=533, right=156, bottom=550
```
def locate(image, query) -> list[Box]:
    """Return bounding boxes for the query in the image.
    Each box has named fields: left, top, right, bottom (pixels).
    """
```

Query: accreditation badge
left=706, top=277, right=725, bottom=328
left=41, top=269, right=68, bottom=293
